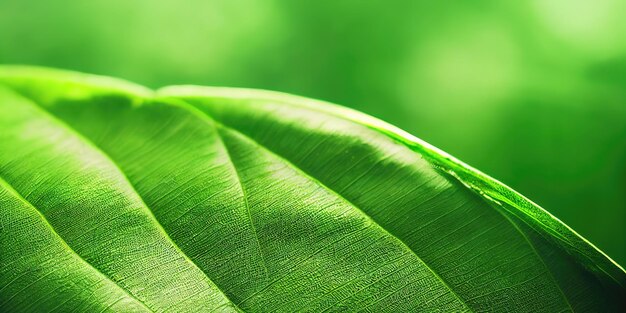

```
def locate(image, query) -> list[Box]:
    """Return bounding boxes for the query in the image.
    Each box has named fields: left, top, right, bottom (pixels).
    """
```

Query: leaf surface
left=0, top=67, right=624, bottom=312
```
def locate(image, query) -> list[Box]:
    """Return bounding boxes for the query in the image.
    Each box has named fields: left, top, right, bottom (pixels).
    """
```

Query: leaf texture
left=0, top=66, right=624, bottom=312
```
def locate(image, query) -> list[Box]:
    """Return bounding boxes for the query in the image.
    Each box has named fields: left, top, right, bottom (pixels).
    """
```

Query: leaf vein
left=203, top=120, right=473, bottom=312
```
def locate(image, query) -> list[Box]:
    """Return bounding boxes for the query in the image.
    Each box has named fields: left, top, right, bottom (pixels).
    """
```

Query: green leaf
left=0, top=66, right=624, bottom=312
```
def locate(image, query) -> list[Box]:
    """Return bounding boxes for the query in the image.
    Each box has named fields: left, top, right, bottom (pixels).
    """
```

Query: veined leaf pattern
left=0, top=67, right=624, bottom=312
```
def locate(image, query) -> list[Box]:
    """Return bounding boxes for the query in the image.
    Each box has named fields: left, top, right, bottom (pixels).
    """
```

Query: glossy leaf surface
left=0, top=67, right=624, bottom=312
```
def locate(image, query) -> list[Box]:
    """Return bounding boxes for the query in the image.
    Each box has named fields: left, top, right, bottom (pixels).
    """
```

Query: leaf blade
left=0, top=66, right=624, bottom=312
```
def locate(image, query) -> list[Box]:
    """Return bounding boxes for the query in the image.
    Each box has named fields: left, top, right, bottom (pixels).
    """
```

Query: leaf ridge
left=158, top=97, right=278, bottom=297
left=0, top=177, right=154, bottom=313
left=214, top=124, right=270, bottom=282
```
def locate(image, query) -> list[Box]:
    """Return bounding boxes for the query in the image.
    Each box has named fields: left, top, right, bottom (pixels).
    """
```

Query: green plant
left=0, top=66, right=624, bottom=312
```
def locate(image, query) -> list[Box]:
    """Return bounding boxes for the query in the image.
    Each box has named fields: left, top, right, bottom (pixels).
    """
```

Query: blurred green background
left=1, top=0, right=625, bottom=265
